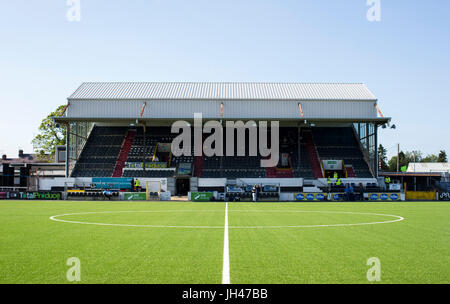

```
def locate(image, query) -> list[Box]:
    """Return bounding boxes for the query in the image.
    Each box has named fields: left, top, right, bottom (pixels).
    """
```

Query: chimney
left=2, top=154, right=6, bottom=160
left=19, top=150, right=24, bottom=157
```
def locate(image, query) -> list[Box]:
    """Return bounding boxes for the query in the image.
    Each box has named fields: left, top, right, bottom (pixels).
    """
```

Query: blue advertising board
left=295, top=193, right=326, bottom=201
left=368, top=193, right=401, bottom=201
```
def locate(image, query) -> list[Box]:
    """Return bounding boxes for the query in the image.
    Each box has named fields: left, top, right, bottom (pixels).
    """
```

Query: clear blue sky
left=0, top=0, right=449, bottom=159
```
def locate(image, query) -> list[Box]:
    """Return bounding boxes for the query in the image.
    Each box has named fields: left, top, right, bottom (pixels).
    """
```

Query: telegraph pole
left=397, top=143, right=400, bottom=172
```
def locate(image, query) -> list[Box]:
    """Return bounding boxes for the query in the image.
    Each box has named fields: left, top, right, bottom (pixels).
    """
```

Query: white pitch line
left=222, top=203, right=230, bottom=284
left=49, top=210, right=405, bottom=229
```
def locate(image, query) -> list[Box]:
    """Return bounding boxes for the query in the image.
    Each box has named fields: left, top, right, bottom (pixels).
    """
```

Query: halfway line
left=222, top=203, right=230, bottom=284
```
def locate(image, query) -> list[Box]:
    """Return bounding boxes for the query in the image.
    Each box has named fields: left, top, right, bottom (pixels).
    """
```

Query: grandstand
left=55, top=82, right=390, bottom=197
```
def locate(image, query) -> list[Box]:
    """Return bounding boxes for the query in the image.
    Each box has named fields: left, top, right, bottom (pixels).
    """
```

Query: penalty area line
left=222, top=202, right=230, bottom=284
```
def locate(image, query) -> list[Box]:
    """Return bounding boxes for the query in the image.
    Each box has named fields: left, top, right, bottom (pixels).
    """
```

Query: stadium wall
left=37, top=177, right=168, bottom=192
left=315, top=178, right=378, bottom=187
left=66, top=100, right=377, bottom=120
left=198, top=178, right=303, bottom=188
left=405, top=191, right=437, bottom=200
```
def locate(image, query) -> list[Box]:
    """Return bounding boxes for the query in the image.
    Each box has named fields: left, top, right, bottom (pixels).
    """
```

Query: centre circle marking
left=49, top=210, right=405, bottom=229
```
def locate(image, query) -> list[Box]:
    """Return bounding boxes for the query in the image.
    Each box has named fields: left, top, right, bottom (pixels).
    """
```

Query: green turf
left=228, top=202, right=450, bottom=284
left=0, top=200, right=449, bottom=283
left=0, top=201, right=225, bottom=284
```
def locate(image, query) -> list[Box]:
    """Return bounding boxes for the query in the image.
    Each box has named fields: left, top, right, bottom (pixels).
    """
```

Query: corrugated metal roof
left=68, top=82, right=377, bottom=101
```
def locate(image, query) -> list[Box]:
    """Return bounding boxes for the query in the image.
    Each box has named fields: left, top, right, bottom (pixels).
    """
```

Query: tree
left=388, top=151, right=407, bottom=172
left=438, top=150, right=448, bottom=162
left=421, top=154, right=438, bottom=163
left=32, top=105, right=67, bottom=161
left=377, top=144, right=388, bottom=171
left=386, top=149, right=447, bottom=171
left=405, top=150, right=422, bottom=163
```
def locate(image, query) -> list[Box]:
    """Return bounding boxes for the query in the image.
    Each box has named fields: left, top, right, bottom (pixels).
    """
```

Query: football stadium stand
left=50, top=82, right=394, bottom=199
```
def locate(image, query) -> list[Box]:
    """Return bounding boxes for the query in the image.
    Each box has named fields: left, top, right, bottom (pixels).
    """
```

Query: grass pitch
left=0, top=200, right=449, bottom=284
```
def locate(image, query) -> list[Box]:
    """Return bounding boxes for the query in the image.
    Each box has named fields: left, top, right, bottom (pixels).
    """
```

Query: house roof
left=0, top=154, right=39, bottom=165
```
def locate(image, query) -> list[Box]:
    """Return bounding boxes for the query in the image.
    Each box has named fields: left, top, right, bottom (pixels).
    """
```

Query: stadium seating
left=71, top=127, right=128, bottom=177
left=70, top=125, right=373, bottom=180
left=202, top=168, right=266, bottom=178
left=123, top=127, right=185, bottom=177
left=202, top=156, right=266, bottom=178
left=311, top=127, right=373, bottom=178
left=293, top=146, right=315, bottom=179
left=171, top=144, right=195, bottom=170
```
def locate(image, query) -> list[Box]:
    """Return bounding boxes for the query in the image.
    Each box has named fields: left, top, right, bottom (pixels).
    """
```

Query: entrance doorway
left=176, top=178, right=190, bottom=196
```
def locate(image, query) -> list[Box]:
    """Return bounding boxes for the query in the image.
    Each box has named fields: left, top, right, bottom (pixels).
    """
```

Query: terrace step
left=303, top=130, right=324, bottom=178
left=112, top=130, right=136, bottom=177
left=345, top=165, right=357, bottom=178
